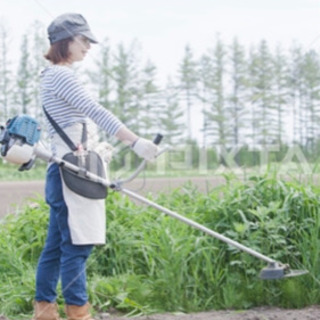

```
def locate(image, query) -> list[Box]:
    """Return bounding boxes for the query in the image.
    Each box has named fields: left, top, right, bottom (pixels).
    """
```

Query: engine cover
left=3, top=115, right=41, bottom=146
left=0, top=115, right=41, bottom=165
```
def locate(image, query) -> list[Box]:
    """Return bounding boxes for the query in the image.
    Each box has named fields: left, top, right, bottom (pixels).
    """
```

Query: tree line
left=1, top=20, right=320, bottom=166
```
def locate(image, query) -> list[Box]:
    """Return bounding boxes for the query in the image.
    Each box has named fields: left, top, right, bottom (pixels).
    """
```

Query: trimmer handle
left=153, top=133, right=163, bottom=145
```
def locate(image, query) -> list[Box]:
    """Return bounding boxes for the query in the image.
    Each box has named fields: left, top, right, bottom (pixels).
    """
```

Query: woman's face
left=67, top=35, right=91, bottom=63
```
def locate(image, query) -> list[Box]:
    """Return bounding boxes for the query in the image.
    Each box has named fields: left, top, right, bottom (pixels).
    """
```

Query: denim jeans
left=35, top=163, right=93, bottom=305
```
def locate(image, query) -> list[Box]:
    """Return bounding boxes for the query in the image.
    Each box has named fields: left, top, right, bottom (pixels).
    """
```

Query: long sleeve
left=41, top=65, right=124, bottom=137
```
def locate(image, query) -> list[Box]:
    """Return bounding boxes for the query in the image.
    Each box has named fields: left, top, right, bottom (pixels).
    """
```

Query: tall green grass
left=0, top=173, right=320, bottom=318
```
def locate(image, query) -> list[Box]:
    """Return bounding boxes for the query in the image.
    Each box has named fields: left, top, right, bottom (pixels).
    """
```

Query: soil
left=1, top=306, right=319, bottom=320
left=100, top=306, right=320, bottom=320
left=0, top=179, right=319, bottom=320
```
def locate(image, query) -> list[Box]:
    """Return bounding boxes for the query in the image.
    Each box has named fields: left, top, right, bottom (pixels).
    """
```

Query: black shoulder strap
left=43, top=106, right=87, bottom=151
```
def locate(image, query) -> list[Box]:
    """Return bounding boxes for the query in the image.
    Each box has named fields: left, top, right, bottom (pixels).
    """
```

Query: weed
left=0, top=173, right=319, bottom=318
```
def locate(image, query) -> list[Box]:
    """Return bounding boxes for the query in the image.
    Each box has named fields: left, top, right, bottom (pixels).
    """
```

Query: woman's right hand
left=131, top=138, right=159, bottom=161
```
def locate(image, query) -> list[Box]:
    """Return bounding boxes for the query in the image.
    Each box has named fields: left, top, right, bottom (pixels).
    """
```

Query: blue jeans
left=35, top=163, right=93, bottom=305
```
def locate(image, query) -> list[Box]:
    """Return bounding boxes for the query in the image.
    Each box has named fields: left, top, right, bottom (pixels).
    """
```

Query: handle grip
left=153, top=133, right=163, bottom=145
left=110, top=133, right=165, bottom=189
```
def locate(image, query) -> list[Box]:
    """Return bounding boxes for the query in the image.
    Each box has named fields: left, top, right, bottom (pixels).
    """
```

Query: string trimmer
left=0, top=115, right=309, bottom=280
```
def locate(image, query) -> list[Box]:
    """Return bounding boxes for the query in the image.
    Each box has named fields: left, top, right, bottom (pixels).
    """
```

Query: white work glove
left=131, top=138, right=159, bottom=161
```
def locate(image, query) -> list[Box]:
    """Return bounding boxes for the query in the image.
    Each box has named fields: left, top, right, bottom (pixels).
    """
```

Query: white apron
left=52, top=122, right=106, bottom=245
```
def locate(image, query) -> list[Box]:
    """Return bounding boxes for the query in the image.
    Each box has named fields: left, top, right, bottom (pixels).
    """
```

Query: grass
left=0, top=172, right=320, bottom=319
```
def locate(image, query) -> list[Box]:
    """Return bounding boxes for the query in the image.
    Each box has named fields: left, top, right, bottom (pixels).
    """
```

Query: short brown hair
left=44, top=38, right=73, bottom=64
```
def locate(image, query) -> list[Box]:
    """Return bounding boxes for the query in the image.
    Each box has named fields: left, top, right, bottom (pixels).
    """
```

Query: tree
left=15, top=34, right=32, bottom=115
left=178, top=44, right=198, bottom=141
left=84, top=38, right=114, bottom=143
left=197, top=54, right=211, bottom=146
left=273, top=45, right=290, bottom=147
left=248, top=40, right=276, bottom=147
left=139, top=60, right=161, bottom=138
left=0, top=21, right=12, bottom=122
left=227, top=37, right=248, bottom=147
left=288, top=43, right=305, bottom=146
left=158, top=78, right=185, bottom=145
left=112, top=42, right=141, bottom=132
left=201, top=37, right=229, bottom=150
left=301, top=49, right=320, bottom=153
left=29, top=20, right=48, bottom=120
left=91, top=38, right=113, bottom=112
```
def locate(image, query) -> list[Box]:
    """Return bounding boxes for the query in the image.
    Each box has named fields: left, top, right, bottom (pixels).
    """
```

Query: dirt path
left=0, top=176, right=224, bottom=218
left=103, top=306, right=320, bottom=320
left=0, top=180, right=45, bottom=217
left=1, top=306, right=319, bottom=320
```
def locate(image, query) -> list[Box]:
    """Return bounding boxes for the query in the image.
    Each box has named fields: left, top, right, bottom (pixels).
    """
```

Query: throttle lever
left=153, top=133, right=163, bottom=145
left=110, top=133, right=165, bottom=190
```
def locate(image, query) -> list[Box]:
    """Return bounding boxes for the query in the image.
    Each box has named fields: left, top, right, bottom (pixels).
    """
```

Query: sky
left=0, top=0, right=320, bottom=142
left=1, top=0, right=320, bottom=82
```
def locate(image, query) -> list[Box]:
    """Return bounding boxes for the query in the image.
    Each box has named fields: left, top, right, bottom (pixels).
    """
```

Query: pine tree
left=201, top=37, right=228, bottom=149
left=248, top=40, right=276, bottom=147
left=84, top=38, right=114, bottom=142
left=112, top=42, right=141, bottom=132
left=227, top=37, right=248, bottom=147
left=139, top=60, right=161, bottom=138
left=158, top=78, right=185, bottom=145
left=0, top=22, right=12, bottom=122
left=16, top=34, right=32, bottom=115
left=178, top=44, right=198, bottom=141
left=301, top=49, right=320, bottom=153
left=92, top=38, right=113, bottom=111
left=197, top=54, right=211, bottom=146
left=29, top=20, right=48, bottom=120
left=288, top=43, right=305, bottom=145
left=273, top=45, right=289, bottom=146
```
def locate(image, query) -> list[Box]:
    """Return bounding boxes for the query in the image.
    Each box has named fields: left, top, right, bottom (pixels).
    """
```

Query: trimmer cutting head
left=259, top=262, right=308, bottom=280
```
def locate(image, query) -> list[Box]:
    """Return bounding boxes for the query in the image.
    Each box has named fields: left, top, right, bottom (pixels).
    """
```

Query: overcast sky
left=1, top=0, right=320, bottom=82
left=1, top=0, right=319, bottom=141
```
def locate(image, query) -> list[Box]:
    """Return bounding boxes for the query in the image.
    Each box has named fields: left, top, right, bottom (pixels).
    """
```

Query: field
left=0, top=175, right=319, bottom=320
left=0, top=176, right=225, bottom=217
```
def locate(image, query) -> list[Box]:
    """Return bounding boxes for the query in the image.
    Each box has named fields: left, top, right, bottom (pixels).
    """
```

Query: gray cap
left=48, top=13, right=98, bottom=44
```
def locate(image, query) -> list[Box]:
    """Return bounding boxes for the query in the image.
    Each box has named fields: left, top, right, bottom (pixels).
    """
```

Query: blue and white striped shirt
left=40, top=65, right=123, bottom=137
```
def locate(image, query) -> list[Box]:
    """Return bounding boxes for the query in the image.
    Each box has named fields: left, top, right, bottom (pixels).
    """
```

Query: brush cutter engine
left=0, top=115, right=41, bottom=169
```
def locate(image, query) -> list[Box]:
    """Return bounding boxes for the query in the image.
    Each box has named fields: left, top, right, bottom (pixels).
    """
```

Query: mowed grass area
left=0, top=172, right=319, bottom=319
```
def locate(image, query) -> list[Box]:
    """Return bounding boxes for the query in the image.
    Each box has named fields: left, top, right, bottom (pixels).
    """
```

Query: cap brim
left=80, top=30, right=99, bottom=43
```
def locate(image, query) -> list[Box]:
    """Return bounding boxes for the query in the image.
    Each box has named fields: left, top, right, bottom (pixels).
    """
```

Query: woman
left=33, top=13, right=158, bottom=320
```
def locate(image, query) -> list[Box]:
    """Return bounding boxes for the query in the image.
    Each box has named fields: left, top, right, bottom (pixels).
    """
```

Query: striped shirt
left=40, top=65, right=123, bottom=137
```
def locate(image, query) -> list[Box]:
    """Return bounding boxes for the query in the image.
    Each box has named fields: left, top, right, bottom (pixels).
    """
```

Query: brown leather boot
left=32, top=301, right=62, bottom=320
left=65, top=303, right=94, bottom=320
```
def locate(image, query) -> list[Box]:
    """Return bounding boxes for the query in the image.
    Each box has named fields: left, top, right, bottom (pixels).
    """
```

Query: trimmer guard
left=259, top=262, right=308, bottom=280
